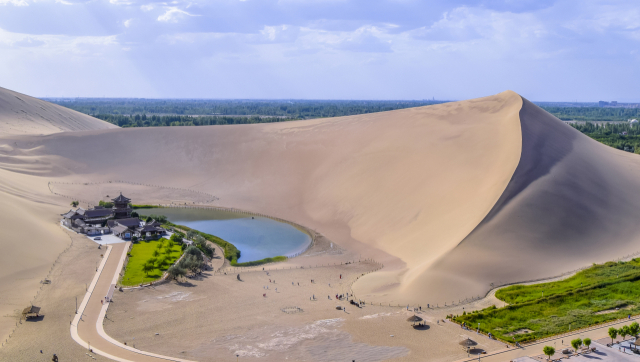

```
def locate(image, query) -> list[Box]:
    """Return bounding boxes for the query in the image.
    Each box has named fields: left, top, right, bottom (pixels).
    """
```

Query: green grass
left=496, top=259, right=640, bottom=304
left=121, top=238, right=183, bottom=286
left=454, top=259, right=640, bottom=343
left=233, top=255, right=287, bottom=267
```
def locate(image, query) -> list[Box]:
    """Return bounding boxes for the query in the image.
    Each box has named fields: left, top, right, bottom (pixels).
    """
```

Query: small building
left=61, top=193, right=165, bottom=240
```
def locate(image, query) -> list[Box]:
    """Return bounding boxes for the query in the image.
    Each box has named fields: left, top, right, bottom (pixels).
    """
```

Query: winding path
left=70, top=242, right=196, bottom=362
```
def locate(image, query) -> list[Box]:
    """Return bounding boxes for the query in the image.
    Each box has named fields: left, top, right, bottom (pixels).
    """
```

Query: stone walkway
left=70, top=242, right=195, bottom=362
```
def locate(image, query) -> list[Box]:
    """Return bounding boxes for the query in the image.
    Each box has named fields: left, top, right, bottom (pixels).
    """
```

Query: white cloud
left=124, top=18, right=133, bottom=27
left=157, top=7, right=197, bottom=23
left=260, top=25, right=300, bottom=43
left=140, top=3, right=154, bottom=11
left=0, top=0, right=29, bottom=6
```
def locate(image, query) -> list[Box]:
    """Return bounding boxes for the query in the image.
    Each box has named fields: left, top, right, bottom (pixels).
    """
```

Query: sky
left=0, top=0, right=639, bottom=101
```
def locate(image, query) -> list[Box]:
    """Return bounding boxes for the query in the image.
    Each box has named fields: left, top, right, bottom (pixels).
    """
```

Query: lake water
left=141, top=208, right=311, bottom=263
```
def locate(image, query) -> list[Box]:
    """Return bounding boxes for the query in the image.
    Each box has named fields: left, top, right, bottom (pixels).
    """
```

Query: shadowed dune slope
left=412, top=98, right=640, bottom=304
left=0, top=91, right=522, bottom=309
left=0, top=86, right=117, bottom=135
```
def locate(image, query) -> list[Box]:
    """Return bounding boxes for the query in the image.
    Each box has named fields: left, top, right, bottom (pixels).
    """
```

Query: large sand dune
left=0, top=86, right=117, bottom=135
left=3, top=89, right=640, bottom=346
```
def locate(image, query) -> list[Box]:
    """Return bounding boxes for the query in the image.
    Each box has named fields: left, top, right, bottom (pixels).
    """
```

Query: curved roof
left=111, top=192, right=131, bottom=203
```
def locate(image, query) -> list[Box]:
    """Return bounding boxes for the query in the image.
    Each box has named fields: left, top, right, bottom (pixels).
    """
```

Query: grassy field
left=496, top=260, right=640, bottom=303
left=121, top=238, right=183, bottom=286
left=453, top=259, right=640, bottom=343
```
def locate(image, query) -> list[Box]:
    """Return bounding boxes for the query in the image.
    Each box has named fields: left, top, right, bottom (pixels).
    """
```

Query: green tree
left=170, top=233, right=183, bottom=244
left=167, top=265, right=186, bottom=281
left=186, top=230, right=197, bottom=240
left=142, top=261, right=154, bottom=276
left=609, top=327, right=618, bottom=344
left=571, top=338, right=582, bottom=353
left=167, top=240, right=175, bottom=249
left=153, top=249, right=160, bottom=257
left=131, top=236, right=138, bottom=243
left=583, top=338, right=591, bottom=350
left=543, top=346, right=555, bottom=360
left=630, top=322, right=639, bottom=338
left=163, top=246, right=172, bottom=256
left=620, top=325, right=630, bottom=341
left=71, top=201, right=79, bottom=207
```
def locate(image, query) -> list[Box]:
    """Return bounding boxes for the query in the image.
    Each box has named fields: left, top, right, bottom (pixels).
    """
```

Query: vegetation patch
left=454, top=259, right=640, bottom=343
left=132, top=204, right=162, bottom=209
left=571, top=122, right=640, bottom=154
left=121, top=238, right=183, bottom=286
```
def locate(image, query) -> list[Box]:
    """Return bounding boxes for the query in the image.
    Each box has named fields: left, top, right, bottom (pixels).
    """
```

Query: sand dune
left=0, top=86, right=117, bottom=135
left=3, top=88, right=640, bottom=345
left=1, top=91, right=522, bottom=308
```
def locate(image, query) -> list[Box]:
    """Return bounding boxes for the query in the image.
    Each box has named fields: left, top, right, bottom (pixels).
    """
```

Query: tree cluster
left=168, top=245, right=206, bottom=281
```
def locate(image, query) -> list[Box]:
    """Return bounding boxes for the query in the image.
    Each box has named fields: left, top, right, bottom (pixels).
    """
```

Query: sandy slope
left=0, top=86, right=117, bottom=135
left=418, top=98, right=640, bottom=303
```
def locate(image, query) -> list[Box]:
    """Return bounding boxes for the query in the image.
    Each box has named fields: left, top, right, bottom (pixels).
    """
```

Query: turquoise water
left=141, top=208, right=311, bottom=262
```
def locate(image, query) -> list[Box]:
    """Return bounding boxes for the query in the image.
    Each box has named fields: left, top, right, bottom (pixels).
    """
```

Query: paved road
left=71, top=242, right=195, bottom=362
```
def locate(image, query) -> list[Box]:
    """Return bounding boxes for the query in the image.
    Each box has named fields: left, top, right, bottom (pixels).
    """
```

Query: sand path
left=73, top=242, right=193, bottom=362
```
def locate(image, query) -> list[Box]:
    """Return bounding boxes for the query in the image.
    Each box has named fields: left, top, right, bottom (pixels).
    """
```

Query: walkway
left=70, top=242, right=195, bottom=362
left=454, top=317, right=640, bottom=362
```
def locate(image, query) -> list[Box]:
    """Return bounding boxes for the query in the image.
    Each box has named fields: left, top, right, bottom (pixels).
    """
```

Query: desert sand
left=2, top=88, right=640, bottom=360
left=0, top=86, right=116, bottom=135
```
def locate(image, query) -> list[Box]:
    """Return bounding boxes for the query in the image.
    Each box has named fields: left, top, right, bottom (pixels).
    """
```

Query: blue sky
left=0, top=0, right=638, bottom=101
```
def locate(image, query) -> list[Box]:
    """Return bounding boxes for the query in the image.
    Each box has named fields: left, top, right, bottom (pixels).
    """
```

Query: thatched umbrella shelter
left=407, top=315, right=423, bottom=326
left=459, top=338, right=478, bottom=349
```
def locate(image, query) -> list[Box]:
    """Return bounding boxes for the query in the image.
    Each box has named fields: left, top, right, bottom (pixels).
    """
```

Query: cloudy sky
left=0, top=0, right=638, bottom=101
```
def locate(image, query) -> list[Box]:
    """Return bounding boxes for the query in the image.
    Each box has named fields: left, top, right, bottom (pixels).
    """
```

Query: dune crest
left=0, top=87, right=117, bottom=135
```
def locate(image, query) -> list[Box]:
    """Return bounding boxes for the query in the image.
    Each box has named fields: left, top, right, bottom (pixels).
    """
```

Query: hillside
left=0, top=87, right=117, bottom=135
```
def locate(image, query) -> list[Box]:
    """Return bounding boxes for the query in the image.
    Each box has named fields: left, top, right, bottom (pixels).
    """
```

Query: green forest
left=570, top=122, right=640, bottom=153
left=95, top=114, right=295, bottom=127
left=46, top=98, right=446, bottom=119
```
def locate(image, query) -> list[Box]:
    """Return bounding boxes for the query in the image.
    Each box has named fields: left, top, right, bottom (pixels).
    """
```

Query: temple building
left=61, top=193, right=165, bottom=240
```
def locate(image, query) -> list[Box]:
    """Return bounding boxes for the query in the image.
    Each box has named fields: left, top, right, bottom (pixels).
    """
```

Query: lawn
left=121, top=238, right=183, bottom=286
left=454, top=259, right=640, bottom=343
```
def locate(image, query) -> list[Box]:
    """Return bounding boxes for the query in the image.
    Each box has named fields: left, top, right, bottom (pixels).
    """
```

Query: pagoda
left=111, top=192, right=132, bottom=219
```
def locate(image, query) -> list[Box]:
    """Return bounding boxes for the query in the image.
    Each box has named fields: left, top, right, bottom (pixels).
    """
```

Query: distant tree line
left=46, top=97, right=640, bottom=126
left=546, top=107, right=640, bottom=122
left=94, top=114, right=294, bottom=127
left=571, top=122, right=640, bottom=154
left=46, top=98, right=448, bottom=119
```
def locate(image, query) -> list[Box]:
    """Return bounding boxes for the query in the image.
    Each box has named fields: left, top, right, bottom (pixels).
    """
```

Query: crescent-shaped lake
left=141, top=208, right=311, bottom=263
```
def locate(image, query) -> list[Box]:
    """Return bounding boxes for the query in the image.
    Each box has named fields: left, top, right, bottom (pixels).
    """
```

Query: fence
left=47, top=180, right=218, bottom=207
